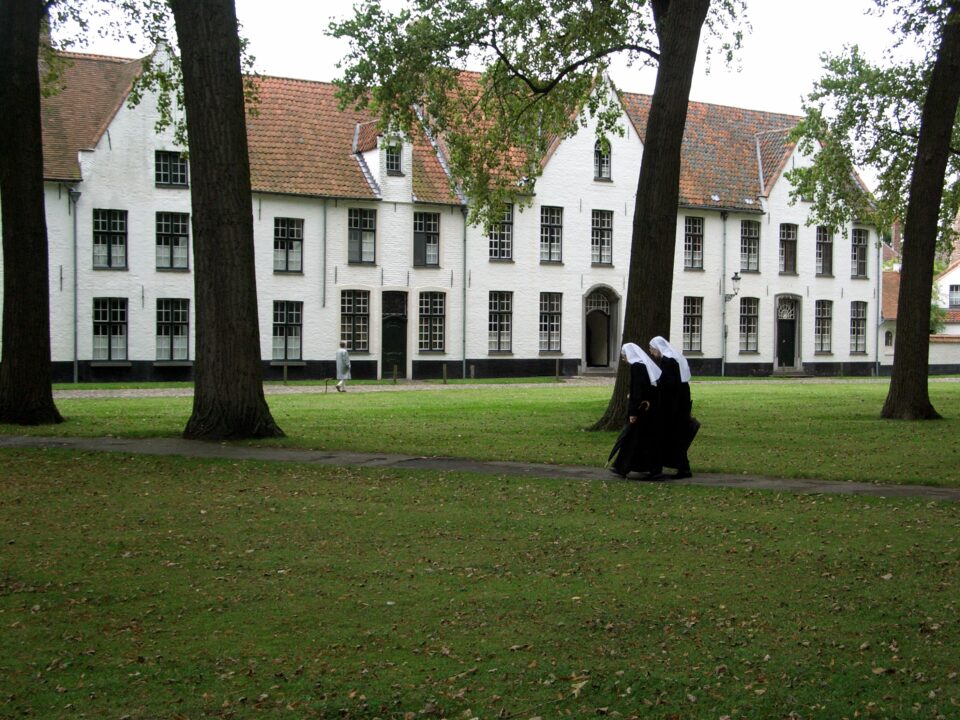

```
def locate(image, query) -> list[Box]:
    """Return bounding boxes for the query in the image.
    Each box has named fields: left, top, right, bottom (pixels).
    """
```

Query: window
left=740, top=220, right=759, bottom=272
left=414, top=212, right=440, bottom=267
left=93, top=209, right=127, bottom=268
left=684, top=216, right=703, bottom=269
left=155, top=150, right=188, bottom=186
left=851, top=228, right=869, bottom=278
left=488, top=291, right=512, bottom=352
left=271, top=301, right=302, bottom=360
left=683, top=297, right=703, bottom=352
left=949, top=284, right=960, bottom=308
left=779, top=223, right=797, bottom=274
left=816, top=226, right=833, bottom=276
left=385, top=144, right=402, bottom=175
left=340, top=290, right=369, bottom=351
left=489, top=204, right=513, bottom=260
left=539, top=292, right=562, bottom=351
left=156, top=299, right=189, bottom=360
left=591, top=210, right=613, bottom=265
left=418, top=292, right=445, bottom=351
left=348, top=208, right=376, bottom=264
left=739, top=297, right=759, bottom=352
left=156, top=212, right=189, bottom=269
left=273, top=217, right=303, bottom=272
left=850, top=301, right=867, bottom=353
left=92, top=298, right=127, bottom=360
left=594, top=139, right=611, bottom=180
left=815, top=300, right=832, bottom=353
left=540, top=206, right=563, bottom=262
left=885, top=330, right=894, bottom=347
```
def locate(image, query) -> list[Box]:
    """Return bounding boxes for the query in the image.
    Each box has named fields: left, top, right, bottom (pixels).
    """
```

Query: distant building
left=0, top=51, right=887, bottom=381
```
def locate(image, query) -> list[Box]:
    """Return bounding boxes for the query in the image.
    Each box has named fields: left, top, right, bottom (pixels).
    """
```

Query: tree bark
left=0, top=0, right=63, bottom=425
left=169, top=0, right=283, bottom=440
left=593, top=0, right=709, bottom=430
left=881, top=2, right=960, bottom=421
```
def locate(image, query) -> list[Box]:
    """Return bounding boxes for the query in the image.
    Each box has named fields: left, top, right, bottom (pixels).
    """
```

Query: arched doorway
left=584, top=289, right=616, bottom=368
left=775, top=295, right=801, bottom=371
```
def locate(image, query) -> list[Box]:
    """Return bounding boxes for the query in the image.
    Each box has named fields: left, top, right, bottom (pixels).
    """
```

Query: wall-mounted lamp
left=724, top=271, right=741, bottom=303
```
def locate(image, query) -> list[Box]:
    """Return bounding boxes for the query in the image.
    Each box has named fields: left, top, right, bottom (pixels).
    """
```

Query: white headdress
left=649, top=336, right=692, bottom=382
left=621, top=342, right=661, bottom=386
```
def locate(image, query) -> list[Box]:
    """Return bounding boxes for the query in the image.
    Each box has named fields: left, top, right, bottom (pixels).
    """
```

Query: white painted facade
left=2, top=67, right=888, bottom=381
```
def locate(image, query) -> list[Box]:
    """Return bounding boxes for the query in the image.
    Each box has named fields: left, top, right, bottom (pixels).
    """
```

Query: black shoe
left=672, top=470, right=693, bottom=480
left=642, top=471, right=664, bottom=481
left=608, top=468, right=627, bottom=478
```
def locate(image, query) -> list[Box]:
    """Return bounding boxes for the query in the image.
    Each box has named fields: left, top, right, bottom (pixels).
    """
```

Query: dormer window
left=594, top=139, right=611, bottom=180
left=385, top=143, right=402, bottom=175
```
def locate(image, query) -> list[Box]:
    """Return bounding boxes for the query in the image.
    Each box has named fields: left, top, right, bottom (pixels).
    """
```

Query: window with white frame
left=93, top=297, right=127, bottom=361
left=272, top=301, right=302, bottom=361
left=591, top=210, right=613, bottom=265
left=93, top=209, right=127, bottom=268
left=815, top=300, right=832, bottom=352
left=779, top=223, right=798, bottom=274
left=340, top=290, right=369, bottom=351
left=539, top=292, right=562, bottom=351
left=540, top=206, right=563, bottom=262
left=385, top=144, right=402, bottom=174
left=683, top=296, right=703, bottom=352
left=816, top=226, right=833, bottom=276
left=739, top=297, right=758, bottom=352
left=850, top=300, right=867, bottom=353
left=851, top=228, right=869, bottom=278
left=155, top=150, right=188, bottom=186
left=949, top=284, right=960, bottom=307
left=156, top=212, right=189, bottom=269
left=419, top=292, right=445, bottom=351
left=273, top=217, right=303, bottom=272
left=740, top=220, right=759, bottom=272
left=489, top=204, right=513, bottom=260
left=594, top=139, right=611, bottom=180
left=156, top=298, right=189, bottom=361
left=348, top=208, right=376, bottom=264
left=414, top=212, right=440, bottom=267
left=488, top=291, right=512, bottom=352
left=684, top=216, right=703, bottom=269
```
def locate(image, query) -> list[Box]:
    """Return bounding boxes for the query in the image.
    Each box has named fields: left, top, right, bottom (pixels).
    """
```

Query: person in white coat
left=335, top=341, right=351, bottom=392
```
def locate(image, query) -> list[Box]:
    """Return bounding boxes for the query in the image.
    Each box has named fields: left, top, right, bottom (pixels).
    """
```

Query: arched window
left=594, top=139, right=611, bottom=180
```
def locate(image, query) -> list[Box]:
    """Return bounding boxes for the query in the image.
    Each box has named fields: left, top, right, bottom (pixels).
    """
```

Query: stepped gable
left=41, top=52, right=144, bottom=181
left=246, top=76, right=377, bottom=199
left=620, top=93, right=802, bottom=212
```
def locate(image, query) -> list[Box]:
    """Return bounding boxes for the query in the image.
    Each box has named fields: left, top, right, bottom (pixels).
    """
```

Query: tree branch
left=882, top=125, right=960, bottom=156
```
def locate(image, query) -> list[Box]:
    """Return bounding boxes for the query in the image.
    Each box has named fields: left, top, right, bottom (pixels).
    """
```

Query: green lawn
left=6, top=380, right=960, bottom=486
left=1, top=450, right=958, bottom=719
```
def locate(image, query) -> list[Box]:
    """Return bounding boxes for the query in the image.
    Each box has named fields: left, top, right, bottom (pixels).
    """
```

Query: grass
left=1, top=450, right=958, bottom=719
left=6, top=380, right=960, bottom=486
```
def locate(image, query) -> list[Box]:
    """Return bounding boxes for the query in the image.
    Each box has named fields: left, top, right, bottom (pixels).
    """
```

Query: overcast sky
left=70, top=0, right=907, bottom=118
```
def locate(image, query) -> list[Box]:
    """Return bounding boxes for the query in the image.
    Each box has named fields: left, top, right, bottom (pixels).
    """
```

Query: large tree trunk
left=0, top=0, right=63, bottom=425
left=593, top=0, right=709, bottom=430
left=881, top=2, right=960, bottom=421
left=170, top=0, right=283, bottom=440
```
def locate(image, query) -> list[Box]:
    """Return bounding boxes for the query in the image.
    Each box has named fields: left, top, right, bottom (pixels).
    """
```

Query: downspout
left=720, top=210, right=728, bottom=377
left=875, top=231, right=882, bottom=376
left=68, top=187, right=82, bottom=383
left=461, top=205, right=468, bottom=379
left=322, top=198, right=328, bottom=308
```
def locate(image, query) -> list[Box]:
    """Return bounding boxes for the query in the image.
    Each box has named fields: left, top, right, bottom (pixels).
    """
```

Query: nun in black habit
left=649, top=335, right=698, bottom=479
left=608, top=342, right=664, bottom=479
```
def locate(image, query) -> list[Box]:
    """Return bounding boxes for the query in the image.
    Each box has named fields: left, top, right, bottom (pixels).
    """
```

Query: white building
left=0, top=52, right=885, bottom=382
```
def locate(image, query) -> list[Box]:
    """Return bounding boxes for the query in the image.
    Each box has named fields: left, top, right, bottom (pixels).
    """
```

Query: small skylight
left=744, top=198, right=755, bottom=205
left=711, top=194, right=720, bottom=202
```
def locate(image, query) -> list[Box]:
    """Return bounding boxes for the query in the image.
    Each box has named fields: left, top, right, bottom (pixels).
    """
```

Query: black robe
left=656, top=357, right=693, bottom=472
left=608, top=362, right=662, bottom=475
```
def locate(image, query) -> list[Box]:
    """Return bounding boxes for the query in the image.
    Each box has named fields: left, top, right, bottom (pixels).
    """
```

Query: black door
left=381, top=291, right=407, bottom=379
left=777, top=318, right=796, bottom=367
left=586, top=310, right=609, bottom=367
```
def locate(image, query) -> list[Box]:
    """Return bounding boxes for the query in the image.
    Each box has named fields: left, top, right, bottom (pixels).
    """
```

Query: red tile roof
left=619, top=93, right=802, bottom=212
left=41, top=52, right=144, bottom=181
left=882, top=270, right=900, bottom=320
left=945, top=309, right=960, bottom=323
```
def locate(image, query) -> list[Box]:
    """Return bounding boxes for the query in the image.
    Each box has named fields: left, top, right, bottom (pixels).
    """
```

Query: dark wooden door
left=381, top=291, right=407, bottom=379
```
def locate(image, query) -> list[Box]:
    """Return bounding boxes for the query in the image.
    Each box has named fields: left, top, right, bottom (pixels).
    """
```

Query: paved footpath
left=3, top=376, right=957, bottom=503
